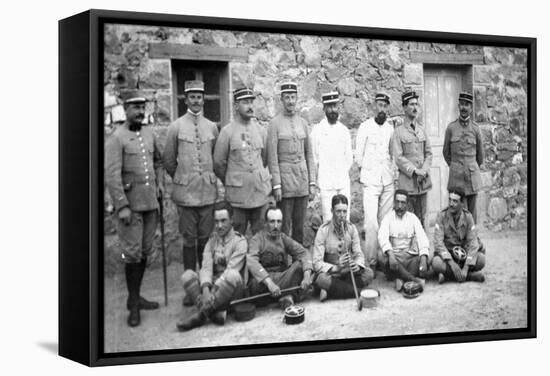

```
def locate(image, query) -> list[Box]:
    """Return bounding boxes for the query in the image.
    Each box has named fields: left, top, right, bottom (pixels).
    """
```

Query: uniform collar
left=459, top=116, right=471, bottom=126
left=186, top=109, right=203, bottom=117
left=445, top=208, right=466, bottom=230
left=216, top=228, right=235, bottom=244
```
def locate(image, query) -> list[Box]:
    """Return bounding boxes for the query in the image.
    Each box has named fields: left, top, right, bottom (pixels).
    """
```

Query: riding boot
left=197, top=239, right=208, bottom=269
left=125, top=263, right=141, bottom=327
left=126, top=257, right=160, bottom=310
left=183, top=245, right=197, bottom=271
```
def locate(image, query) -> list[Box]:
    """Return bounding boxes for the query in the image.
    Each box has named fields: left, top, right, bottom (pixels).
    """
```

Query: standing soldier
left=267, top=82, right=316, bottom=244
left=214, top=88, right=271, bottom=235
left=392, top=90, right=433, bottom=227
left=355, top=92, right=395, bottom=269
left=311, top=91, right=353, bottom=223
left=163, top=80, right=219, bottom=280
left=443, top=92, right=484, bottom=222
left=105, top=92, right=163, bottom=327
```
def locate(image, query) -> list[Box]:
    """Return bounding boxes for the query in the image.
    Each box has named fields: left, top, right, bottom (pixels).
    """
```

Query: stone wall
left=103, top=24, right=528, bottom=273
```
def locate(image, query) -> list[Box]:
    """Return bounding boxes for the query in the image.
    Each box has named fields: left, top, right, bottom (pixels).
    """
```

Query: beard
left=326, top=112, right=339, bottom=124
left=374, top=111, right=387, bottom=125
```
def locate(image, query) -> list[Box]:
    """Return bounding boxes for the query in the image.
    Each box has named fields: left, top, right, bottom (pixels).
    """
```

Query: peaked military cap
left=280, top=81, right=298, bottom=94
left=401, top=90, right=419, bottom=105
left=121, top=90, right=147, bottom=105
left=184, top=80, right=205, bottom=93
left=375, top=92, right=390, bottom=103
left=458, top=91, right=474, bottom=103
left=233, top=87, right=255, bottom=101
left=322, top=91, right=340, bottom=104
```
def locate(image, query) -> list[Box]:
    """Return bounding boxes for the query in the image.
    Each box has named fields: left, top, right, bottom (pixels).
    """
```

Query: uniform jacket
left=105, top=123, right=162, bottom=212
left=377, top=210, right=430, bottom=256
left=433, top=207, right=483, bottom=267
left=354, top=118, right=395, bottom=186
left=163, top=111, right=219, bottom=207
left=310, top=118, right=353, bottom=190
left=392, top=120, right=433, bottom=194
left=213, top=120, right=271, bottom=208
left=443, top=118, right=484, bottom=195
left=313, top=220, right=366, bottom=274
left=247, top=229, right=313, bottom=283
left=267, top=113, right=315, bottom=197
left=199, top=228, right=247, bottom=288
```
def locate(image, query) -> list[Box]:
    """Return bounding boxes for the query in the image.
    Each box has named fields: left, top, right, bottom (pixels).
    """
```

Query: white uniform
left=311, top=118, right=353, bottom=222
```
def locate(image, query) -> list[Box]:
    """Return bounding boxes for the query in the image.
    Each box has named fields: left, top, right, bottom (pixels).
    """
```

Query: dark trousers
left=277, top=196, right=308, bottom=245
left=408, top=193, right=427, bottom=228
left=463, top=194, right=477, bottom=223
left=377, top=249, right=421, bottom=281
left=248, top=261, right=304, bottom=305
left=233, top=204, right=267, bottom=236
left=315, top=268, right=374, bottom=299
left=176, top=204, right=214, bottom=246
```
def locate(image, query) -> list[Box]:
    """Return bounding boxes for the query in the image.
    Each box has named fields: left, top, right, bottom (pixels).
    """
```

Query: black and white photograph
left=100, top=15, right=532, bottom=355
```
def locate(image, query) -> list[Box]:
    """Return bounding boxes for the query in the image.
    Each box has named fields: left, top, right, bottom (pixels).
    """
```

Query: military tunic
left=213, top=120, right=271, bottom=209
left=105, top=123, right=162, bottom=262
left=443, top=118, right=484, bottom=196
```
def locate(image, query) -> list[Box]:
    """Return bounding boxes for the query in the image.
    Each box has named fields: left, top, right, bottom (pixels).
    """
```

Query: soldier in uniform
left=247, top=207, right=313, bottom=308
left=355, top=92, right=396, bottom=269
left=311, top=91, right=353, bottom=223
left=432, top=187, right=486, bottom=283
left=443, top=92, right=484, bottom=222
left=177, top=202, right=247, bottom=331
left=105, top=93, right=163, bottom=327
left=214, top=88, right=271, bottom=235
left=392, top=90, right=433, bottom=227
left=267, top=82, right=316, bottom=244
left=377, top=189, right=429, bottom=292
left=163, top=80, right=219, bottom=277
left=313, top=194, right=374, bottom=302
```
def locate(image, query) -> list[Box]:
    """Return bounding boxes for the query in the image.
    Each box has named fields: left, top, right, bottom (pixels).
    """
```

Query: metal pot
left=283, top=305, right=305, bottom=325
left=360, top=288, right=380, bottom=308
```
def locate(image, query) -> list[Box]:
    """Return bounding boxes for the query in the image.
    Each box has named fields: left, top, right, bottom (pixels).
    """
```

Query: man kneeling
left=377, top=189, right=429, bottom=292
left=432, top=187, right=486, bottom=283
left=177, top=202, right=247, bottom=331
left=247, top=207, right=313, bottom=309
left=313, top=194, right=374, bottom=302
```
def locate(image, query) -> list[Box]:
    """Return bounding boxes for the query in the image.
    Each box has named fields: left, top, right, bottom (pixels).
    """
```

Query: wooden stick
left=229, top=285, right=302, bottom=306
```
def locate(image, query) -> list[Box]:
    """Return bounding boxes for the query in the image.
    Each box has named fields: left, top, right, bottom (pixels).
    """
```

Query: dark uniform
left=213, top=91, right=271, bottom=235
left=313, top=221, right=374, bottom=299
left=267, top=82, right=315, bottom=244
left=163, top=80, right=219, bottom=270
left=177, top=228, right=247, bottom=331
left=443, top=106, right=484, bottom=222
left=247, top=229, right=312, bottom=304
left=431, top=207, right=486, bottom=280
left=105, top=94, right=163, bottom=326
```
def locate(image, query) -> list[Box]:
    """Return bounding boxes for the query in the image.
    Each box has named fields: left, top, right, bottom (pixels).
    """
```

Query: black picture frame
left=59, top=9, right=536, bottom=367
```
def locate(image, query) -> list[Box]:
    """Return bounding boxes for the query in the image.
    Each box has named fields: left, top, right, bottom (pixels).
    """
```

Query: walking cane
left=158, top=194, right=168, bottom=306
left=341, top=221, right=363, bottom=311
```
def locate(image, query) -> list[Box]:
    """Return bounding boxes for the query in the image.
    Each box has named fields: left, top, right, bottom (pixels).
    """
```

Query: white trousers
left=320, top=186, right=350, bottom=223
left=362, top=182, right=394, bottom=267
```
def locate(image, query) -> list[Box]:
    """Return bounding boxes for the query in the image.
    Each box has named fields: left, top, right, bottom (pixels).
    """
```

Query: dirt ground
left=104, top=229, right=528, bottom=353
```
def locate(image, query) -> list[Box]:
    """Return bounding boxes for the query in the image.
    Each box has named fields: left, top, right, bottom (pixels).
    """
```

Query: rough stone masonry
left=102, top=24, right=528, bottom=273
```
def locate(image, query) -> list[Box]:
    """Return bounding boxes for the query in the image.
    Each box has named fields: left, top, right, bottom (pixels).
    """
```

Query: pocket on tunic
left=226, top=172, right=244, bottom=187
left=278, top=134, right=294, bottom=154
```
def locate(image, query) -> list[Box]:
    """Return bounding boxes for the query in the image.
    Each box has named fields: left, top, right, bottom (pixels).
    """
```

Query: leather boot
left=176, top=308, right=207, bottom=331
left=125, top=263, right=141, bottom=327
left=467, top=271, right=485, bottom=282
left=126, top=258, right=160, bottom=311
left=197, top=239, right=208, bottom=270
left=183, top=245, right=197, bottom=271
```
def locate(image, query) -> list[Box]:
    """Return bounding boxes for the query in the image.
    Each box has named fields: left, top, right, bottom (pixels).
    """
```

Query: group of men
left=105, top=80, right=487, bottom=330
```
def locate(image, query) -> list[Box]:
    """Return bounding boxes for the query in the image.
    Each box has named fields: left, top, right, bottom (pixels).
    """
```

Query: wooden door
left=423, top=66, right=463, bottom=226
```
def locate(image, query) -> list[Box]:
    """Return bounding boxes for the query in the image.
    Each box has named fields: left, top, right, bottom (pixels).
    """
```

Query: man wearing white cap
left=311, top=91, right=353, bottom=223
left=163, top=80, right=219, bottom=280
left=355, top=92, right=396, bottom=268
left=266, top=82, right=315, bottom=244
left=214, top=88, right=271, bottom=235
left=443, top=92, right=484, bottom=222
left=105, top=91, right=163, bottom=327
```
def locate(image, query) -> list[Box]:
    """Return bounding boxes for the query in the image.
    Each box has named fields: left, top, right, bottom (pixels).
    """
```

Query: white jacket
left=311, top=118, right=353, bottom=190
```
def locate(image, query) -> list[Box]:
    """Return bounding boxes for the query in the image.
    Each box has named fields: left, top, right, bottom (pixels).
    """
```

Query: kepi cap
left=375, top=92, right=390, bottom=104
left=280, top=82, right=298, bottom=94
left=233, top=87, right=255, bottom=101
left=184, top=80, right=205, bottom=93
left=401, top=90, right=419, bottom=105
left=322, top=91, right=340, bottom=104
left=121, top=90, right=147, bottom=105
left=458, top=91, right=474, bottom=103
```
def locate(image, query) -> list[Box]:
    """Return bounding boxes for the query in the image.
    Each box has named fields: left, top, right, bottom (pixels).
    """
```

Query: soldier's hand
left=157, top=184, right=164, bottom=199
left=388, top=252, right=399, bottom=272
left=349, top=260, right=360, bottom=274
left=301, top=270, right=312, bottom=291
left=419, top=255, right=429, bottom=278
left=201, top=289, right=215, bottom=310
left=118, top=207, right=132, bottom=225
left=338, top=253, right=351, bottom=269
left=449, top=260, right=465, bottom=282
left=273, top=188, right=282, bottom=202
left=266, top=279, right=281, bottom=297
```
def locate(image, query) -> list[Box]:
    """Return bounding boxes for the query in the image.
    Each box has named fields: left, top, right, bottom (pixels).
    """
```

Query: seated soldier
left=313, top=194, right=374, bottom=302
left=432, top=187, right=486, bottom=283
left=247, top=207, right=313, bottom=309
left=177, top=202, right=247, bottom=331
left=377, top=189, right=429, bottom=292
